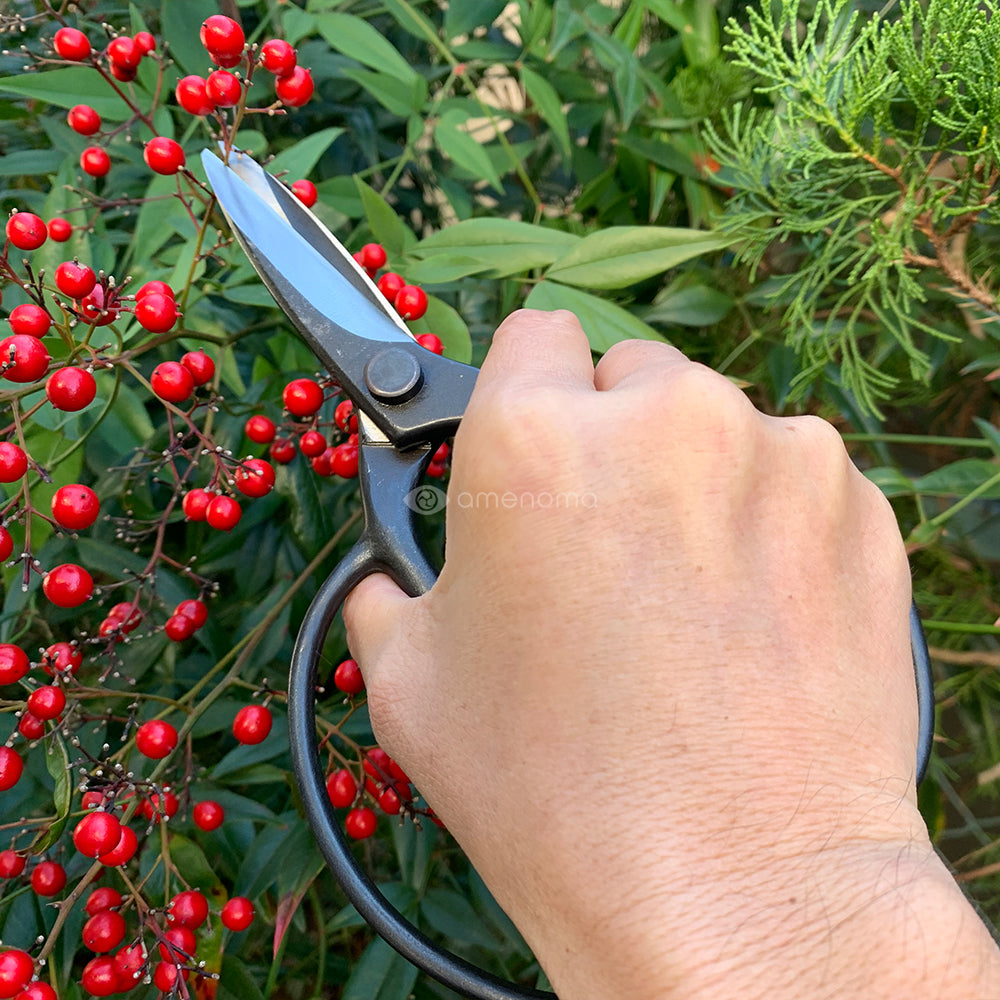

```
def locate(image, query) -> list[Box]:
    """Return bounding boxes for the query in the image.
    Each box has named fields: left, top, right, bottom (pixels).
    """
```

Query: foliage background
left=1, top=0, right=1000, bottom=997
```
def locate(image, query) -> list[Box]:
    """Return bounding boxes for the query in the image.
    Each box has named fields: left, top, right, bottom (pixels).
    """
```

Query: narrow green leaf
left=973, top=417, right=1000, bottom=457
left=381, top=0, right=439, bottom=41
left=314, top=13, right=418, bottom=85
left=281, top=6, right=317, bottom=47
left=354, top=177, right=414, bottom=256
left=444, top=0, right=508, bottom=38
left=168, top=834, right=223, bottom=893
left=420, top=888, right=499, bottom=949
left=266, top=128, right=345, bottom=182
left=644, top=281, right=735, bottom=327
left=864, top=467, right=915, bottom=498
left=913, top=460, right=1000, bottom=498
left=547, top=226, right=732, bottom=289
left=341, top=68, right=424, bottom=117
left=219, top=954, right=266, bottom=1000
left=435, top=109, right=504, bottom=192
left=33, top=737, right=71, bottom=853
left=521, top=65, right=572, bottom=161
left=163, top=0, right=222, bottom=75
left=0, top=70, right=133, bottom=119
left=0, top=149, right=65, bottom=177
left=524, top=281, right=670, bottom=352
left=406, top=295, right=473, bottom=364
left=342, top=937, right=419, bottom=1000
left=617, top=133, right=704, bottom=180
left=401, top=253, right=493, bottom=285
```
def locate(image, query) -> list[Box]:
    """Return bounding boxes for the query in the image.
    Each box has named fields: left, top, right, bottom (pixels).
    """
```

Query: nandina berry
left=164, top=614, right=196, bottom=641
left=333, top=658, right=364, bottom=695
left=393, top=284, right=428, bottom=320
left=0, top=443, right=28, bottom=482
left=150, top=361, right=193, bottom=403
left=175, top=75, right=216, bottom=116
left=0, top=747, right=23, bottom=791
left=270, top=438, right=296, bottom=464
left=26, top=685, right=66, bottom=721
left=234, top=458, right=275, bottom=498
left=55, top=261, right=97, bottom=299
left=344, top=806, right=377, bottom=840
left=143, top=137, right=186, bottom=175
left=5, top=213, right=47, bottom=252
left=378, top=787, right=402, bottom=815
left=113, top=943, right=145, bottom=992
left=0, top=645, right=29, bottom=685
left=106, top=36, right=141, bottom=71
left=98, top=825, right=137, bottom=866
left=232, top=704, right=271, bottom=744
left=158, top=926, right=196, bottom=963
left=73, top=811, right=122, bottom=858
left=326, top=768, right=357, bottom=808
left=85, top=887, right=123, bottom=916
left=245, top=415, right=276, bottom=443
left=10, top=303, right=52, bottom=338
left=82, top=909, right=126, bottom=953
left=47, top=217, right=73, bottom=241
left=416, top=333, right=444, bottom=354
left=30, top=860, right=66, bottom=896
left=333, top=399, right=356, bottom=433
left=290, top=179, right=317, bottom=207
left=331, top=442, right=359, bottom=478
left=282, top=377, right=323, bottom=417
left=51, top=484, right=100, bottom=530
left=19, top=981, right=56, bottom=1000
left=0, top=950, right=33, bottom=999
left=135, top=280, right=174, bottom=301
left=80, top=956, right=118, bottom=997
left=275, top=66, right=314, bottom=106
left=80, top=147, right=111, bottom=178
left=299, top=430, right=325, bottom=456
left=181, top=488, right=214, bottom=521
left=135, top=719, right=177, bottom=759
left=359, top=243, right=387, bottom=271
left=376, top=271, right=405, bottom=301
left=192, top=800, right=224, bottom=831
left=53, top=26, right=91, bottom=61
left=220, top=897, right=254, bottom=932
left=42, top=642, right=82, bottom=676
left=260, top=39, right=296, bottom=75
left=67, top=104, right=101, bottom=135
left=42, top=563, right=93, bottom=607
left=0, top=851, right=25, bottom=878
left=17, top=714, right=42, bottom=740
left=0, top=528, right=11, bottom=562
left=108, top=62, right=137, bottom=83
left=169, top=889, right=209, bottom=929
left=0, top=335, right=50, bottom=383
left=78, top=285, right=120, bottom=326
left=107, top=602, right=141, bottom=633
left=151, top=962, right=182, bottom=992
left=180, top=350, right=214, bottom=385
left=135, top=293, right=177, bottom=332
left=206, top=69, right=241, bottom=107
left=134, top=31, right=156, bottom=54
left=175, top=599, right=208, bottom=627
left=205, top=495, right=241, bottom=531
left=200, top=15, right=245, bottom=62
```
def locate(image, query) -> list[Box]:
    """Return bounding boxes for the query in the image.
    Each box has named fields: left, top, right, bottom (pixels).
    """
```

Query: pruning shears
left=201, top=147, right=935, bottom=1000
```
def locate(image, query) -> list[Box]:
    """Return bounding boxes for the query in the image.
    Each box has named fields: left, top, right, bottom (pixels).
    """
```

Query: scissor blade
left=201, top=149, right=413, bottom=359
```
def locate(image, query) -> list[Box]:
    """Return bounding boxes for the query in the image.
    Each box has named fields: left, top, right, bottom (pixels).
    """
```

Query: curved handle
left=911, top=602, right=934, bottom=784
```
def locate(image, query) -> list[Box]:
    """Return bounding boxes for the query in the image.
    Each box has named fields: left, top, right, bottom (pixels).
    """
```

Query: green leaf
left=342, top=937, right=419, bottom=1000
left=414, top=218, right=580, bottom=277
left=219, top=954, right=266, bottom=1000
left=163, top=0, right=223, bottom=75
left=644, top=280, right=735, bottom=327
left=524, top=281, right=670, bottom=353
left=973, top=417, right=1000, bottom=458
left=546, top=226, right=732, bottom=289
left=521, top=66, right=572, bottom=161
left=434, top=109, right=504, bottom=192
left=381, top=0, right=439, bottom=41
left=355, top=177, right=414, bottom=256
left=864, top=467, right=915, bottom=498
left=419, top=888, right=499, bottom=950
left=401, top=253, right=494, bottom=285
left=266, top=127, right=346, bottom=182
left=913, top=460, right=1000, bottom=499
left=444, top=0, right=508, bottom=38
left=314, top=13, right=418, bottom=85
left=406, top=295, right=473, bottom=363
left=0, top=70, right=135, bottom=119
left=32, top=737, right=72, bottom=853
left=0, top=149, right=65, bottom=177
left=616, top=133, right=704, bottom=181
left=341, top=68, right=427, bottom=117
left=282, top=6, right=317, bottom=47
left=168, top=834, right=223, bottom=894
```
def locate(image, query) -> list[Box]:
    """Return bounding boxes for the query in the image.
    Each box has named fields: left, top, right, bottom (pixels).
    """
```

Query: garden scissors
left=201, top=147, right=935, bottom=1000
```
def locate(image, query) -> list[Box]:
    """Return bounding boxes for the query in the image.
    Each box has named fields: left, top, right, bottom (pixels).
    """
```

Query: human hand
left=344, top=310, right=999, bottom=1000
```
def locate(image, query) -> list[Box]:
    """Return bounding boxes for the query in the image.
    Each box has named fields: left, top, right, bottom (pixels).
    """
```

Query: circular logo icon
left=405, top=485, right=447, bottom=515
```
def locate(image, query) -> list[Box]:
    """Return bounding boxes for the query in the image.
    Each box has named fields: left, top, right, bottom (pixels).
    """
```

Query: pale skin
left=344, top=309, right=1000, bottom=999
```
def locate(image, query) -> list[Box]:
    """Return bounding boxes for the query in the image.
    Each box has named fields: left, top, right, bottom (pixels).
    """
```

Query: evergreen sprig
left=708, top=0, right=1000, bottom=413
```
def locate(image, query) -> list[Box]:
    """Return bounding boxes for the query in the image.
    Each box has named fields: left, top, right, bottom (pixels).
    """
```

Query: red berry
left=30, top=860, right=66, bottom=896
left=108, top=62, right=137, bottom=83
left=260, top=39, right=296, bottom=76
left=106, top=36, right=141, bottom=71
left=82, top=909, right=126, bottom=953
left=0, top=527, right=11, bottom=562
left=73, top=811, right=122, bottom=858
left=5, top=213, right=47, bottom=252
left=234, top=458, right=275, bottom=498
left=169, top=889, right=209, bottom=929
left=19, top=981, right=57, bottom=1000
left=158, top=925, right=196, bottom=964
left=326, top=768, right=357, bottom=808
left=275, top=66, right=313, bottom=106
left=135, top=293, right=177, bottom=332
left=331, top=442, right=359, bottom=479
left=245, top=415, right=276, bottom=443
left=42, top=642, right=82, bottom=676
left=378, top=787, right=401, bottom=815
left=205, top=495, right=241, bottom=531
left=107, top=602, right=142, bottom=633
left=164, top=614, right=196, bottom=641
left=47, top=217, right=73, bottom=242
left=80, top=956, right=118, bottom=997
left=98, top=825, right=137, bottom=866
left=182, top=488, right=214, bottom=521
left=0, top=748, right=23, bottom=791
left=376, top=271, right=405, bottom=301
left=151, top=962, right=181, bottom=993
left=282, top=377, right=323, bottom=417
left=345, top=806, right=377, bottom=840
left=0, top=645, right=29, bottom=685
left=232, top=704, right=272, bottom=744
left=0, top=950, right=33, bottom=999
left=26, top=685, right=66, bottom=721
left=206, top=70, right=241, bottom=107
left=175, top=75, right=216, bottom=116
left=141, top=790, right=178, bottom=822
left=0, top=851, right=25, bottom=879
left=9, top=304, right=52, bottom=338
left=80, top=147, right=111, bottom=178
left=416, top=333, right=444, bottom=355
left=54, top=26, right=91, bottom=61
left=394, top=284, right=428, bottom=320
left=51, top=484, right=100, bottom=530
left=85, top=887, right=123, bottom=916
left=0, top=443, right=27, bottom=482
left=113, top=945, right=145, bottom=993
left=311, top=448, right=334, bottom=477
left=220, top=896, right=254, bottom=931
left=55, top=261, right=96, bottom=299
left=67, top=104, right=101, bottom=135
left=135, top=719, right=177, bottom=759
left=290, top=179, right=317, bottom=207
left=78, top=286, right=120, bottom=326
left=192, top=800, right=224, bottom=831
left=298, top=430, right=326, bottom=457
left=42, top=563, right=93, bottom=608
left=134, top=31, right=156, bottom=55
left=269, top=438, right=296, bottom=464
left=333, top=658, right=364, bottom=695
left=333, top=400, right=356, bottom=433
left=136, top=280, right=174, bottom=301
left=143, top=137, right=185, bottom=176
left=150, top=361, right=193, bottom=402
left=45, top=367, right=94, bottom=413
left=1, top=335, right=50, bottom=383
left=200, top=16, right=245, bottom=62
left=17, top=714, right=42, bottom=740
left=180, top=350, right=214, bottom=385
left=175, top=599, right=208, bottom=627
left=359, top=243, right=387, bottom=270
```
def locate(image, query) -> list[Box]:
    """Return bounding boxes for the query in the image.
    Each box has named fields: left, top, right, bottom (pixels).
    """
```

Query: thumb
left=342, top=571, right=416, bottom=685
